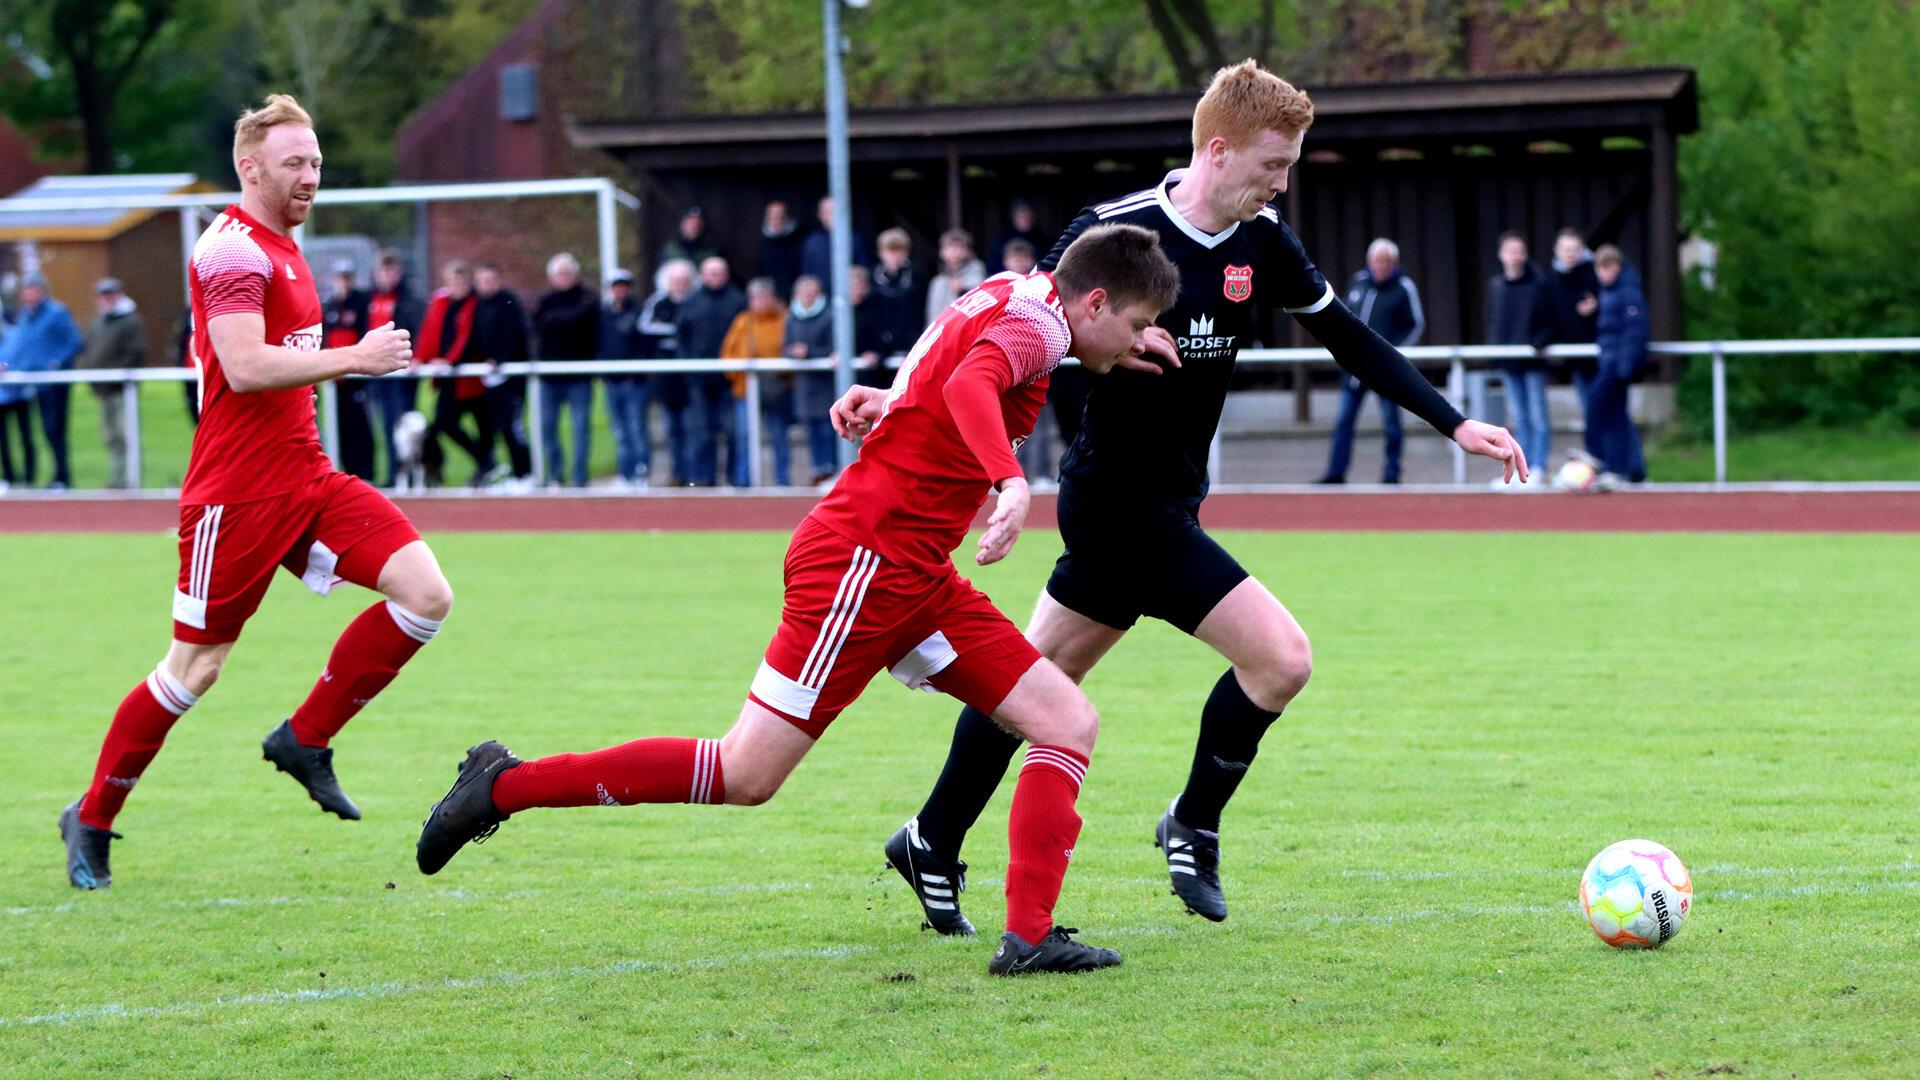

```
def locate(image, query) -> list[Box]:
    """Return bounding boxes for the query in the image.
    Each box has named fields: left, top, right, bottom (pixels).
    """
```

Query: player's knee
left=1244, top=638, right=1312, bottom=709
left=177, top=652, right=225, bottom=696
left=1068, top=695, right=1100, bottom=745
left=397, top=574, right=454, bottom=622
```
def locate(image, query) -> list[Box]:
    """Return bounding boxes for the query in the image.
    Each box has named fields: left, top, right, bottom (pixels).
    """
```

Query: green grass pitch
left=2, top=528, right=1916, bottom=1077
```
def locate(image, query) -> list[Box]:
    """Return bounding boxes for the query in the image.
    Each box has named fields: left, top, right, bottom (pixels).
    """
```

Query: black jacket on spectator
left=323, top=289, right=371, bottom=348
left=533, top=284, right=599, bottom=394
left=1546, top=255, right=1602, bottom=377
left=601, top=295, right=645, bottom=361
left=756, top=226, right=807, bottom=298
left=368, top=278, right=425, bottom=342
left=676, top=282, right=747, bottom=361
left=1345, top=269, right=1425, bottom=348
left=869, top=263, right=924, bottom=359
left=474, top=290, right=529, bottom=364
left=637, top=288, right=685, bottom=361
left=1484, top=264, right=1554, bottom=369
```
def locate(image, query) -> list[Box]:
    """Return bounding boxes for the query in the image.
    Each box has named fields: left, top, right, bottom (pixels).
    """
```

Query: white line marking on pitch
left=3, top=881, right=813, bottom=919
left=0, top=945, right=874, bottom=1028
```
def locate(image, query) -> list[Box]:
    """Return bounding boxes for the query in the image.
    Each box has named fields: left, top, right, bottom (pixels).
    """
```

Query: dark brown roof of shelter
left=568, top=68, right=1696, bottom=167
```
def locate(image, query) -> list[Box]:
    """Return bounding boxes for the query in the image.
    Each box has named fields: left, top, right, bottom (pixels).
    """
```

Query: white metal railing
left=3, top=337, right=1916, bottom=491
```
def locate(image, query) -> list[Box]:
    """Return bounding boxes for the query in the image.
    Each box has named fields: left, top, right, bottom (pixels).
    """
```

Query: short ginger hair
left=233, top=94, right=314, bottom=167
left=1191, top=60, right=1314, bottom=153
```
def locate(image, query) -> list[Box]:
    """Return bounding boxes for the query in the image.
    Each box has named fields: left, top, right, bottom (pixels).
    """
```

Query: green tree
left=1621, top=0, right=1920, bottom=428
left=0, top=0, right=237, bottom=174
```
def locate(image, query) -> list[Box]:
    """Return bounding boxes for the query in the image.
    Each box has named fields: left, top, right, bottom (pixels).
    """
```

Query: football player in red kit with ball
left=416, top=223, right=1181, bottom=975
left=60, top=95, right=453, bottom=889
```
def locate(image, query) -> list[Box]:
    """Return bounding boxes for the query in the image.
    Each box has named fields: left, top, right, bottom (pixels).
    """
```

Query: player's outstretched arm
left=212, top=314, right=411, bottom=393
left=829, top=384, right=889, bottom=442
left=1294, top=302, right=1464, bottom=436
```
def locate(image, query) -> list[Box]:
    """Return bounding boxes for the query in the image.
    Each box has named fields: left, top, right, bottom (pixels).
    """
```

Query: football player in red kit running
left=60, top=95, right=453, bottom=889
left=417, top=224, right=1181, bottom=975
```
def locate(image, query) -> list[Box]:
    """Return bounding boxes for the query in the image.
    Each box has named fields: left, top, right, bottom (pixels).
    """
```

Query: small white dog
left=392, top=410, right=429, bottom=492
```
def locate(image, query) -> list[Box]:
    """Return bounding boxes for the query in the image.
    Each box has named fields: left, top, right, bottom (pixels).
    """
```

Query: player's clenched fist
left=355, top=321, right=412, bottom=375
left=830, top=384, right=889, bottom=442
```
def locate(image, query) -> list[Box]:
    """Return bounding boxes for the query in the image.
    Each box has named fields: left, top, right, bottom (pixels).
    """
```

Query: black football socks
left=1176, top=668, right=1281, bottom=832
left=913, top=705, right=1022, bottom=862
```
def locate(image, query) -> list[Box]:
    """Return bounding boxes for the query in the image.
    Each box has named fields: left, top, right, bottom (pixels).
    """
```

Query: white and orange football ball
left=1580, top=839, right=1693, bottom=949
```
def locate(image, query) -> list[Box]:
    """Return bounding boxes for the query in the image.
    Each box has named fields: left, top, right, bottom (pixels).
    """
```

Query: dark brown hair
left=1052, top=224, right=1181, bottom=314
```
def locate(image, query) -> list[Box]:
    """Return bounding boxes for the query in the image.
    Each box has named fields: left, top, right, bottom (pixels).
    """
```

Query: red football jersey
left=809, top=270, right=1069, bottom=576
left=181, top=205, right=330, bottom=504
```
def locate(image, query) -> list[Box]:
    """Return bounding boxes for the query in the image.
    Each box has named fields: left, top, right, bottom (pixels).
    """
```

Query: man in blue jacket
left=0, top=274, right=85, bottom=488
left=1589, top=245, right=1648, bottom=483
left=1317, top=238, right=1425, bottom=483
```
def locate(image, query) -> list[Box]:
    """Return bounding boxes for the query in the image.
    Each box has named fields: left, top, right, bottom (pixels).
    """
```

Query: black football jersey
left=1040, top=169, right=1334, bottom=504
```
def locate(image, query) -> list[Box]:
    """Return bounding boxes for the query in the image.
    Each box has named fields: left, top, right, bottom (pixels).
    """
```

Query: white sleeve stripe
left=1284, top=282, right=1337, bottom=315
left=1401, top=277, right=1426, bottom=346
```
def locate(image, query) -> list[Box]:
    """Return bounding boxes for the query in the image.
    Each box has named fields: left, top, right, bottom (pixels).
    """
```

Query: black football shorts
left=1044, top=480, right=1250, bottom=635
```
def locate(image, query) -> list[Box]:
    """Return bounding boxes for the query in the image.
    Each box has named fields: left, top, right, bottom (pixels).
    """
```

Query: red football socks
left=1004, top=744, right=1090, bottom=944
left=289, top=600, right=439, bottom=748
left=80, top=664, right=200, bottom=830
left=490, top=737, right=724, bottom=814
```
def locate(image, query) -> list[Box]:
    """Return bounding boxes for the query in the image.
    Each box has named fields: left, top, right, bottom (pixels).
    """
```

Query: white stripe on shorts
left=798, top=546, right=879, bottom=690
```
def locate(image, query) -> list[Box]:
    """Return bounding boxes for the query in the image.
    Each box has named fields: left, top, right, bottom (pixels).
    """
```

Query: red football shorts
left=172, top=471, right=422, bottom=644
left=749, top=516, right=1044, bottom=738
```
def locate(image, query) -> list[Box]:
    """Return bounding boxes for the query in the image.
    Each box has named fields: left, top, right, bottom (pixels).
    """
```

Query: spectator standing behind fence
left=367, top=253, right=425, bottom=488
left=323, top=265, right=377, bottom=481
left=0, top=274, right=84, bottom=489
left=1316, top=238, right=1425, bottom=485
left=721, top=277, right=790, bottom=486
left=0, top=312, right=34, bottom=488
left=1589, top=245, right=1648, bottom=484
left=1546, top=227, right=1601, bottom=416
left=675, top=257, right=746, bottom=486
left=870, top=229, right=923, bottom=363
left=800, top=196, right=871, bottom=296
left=781, top=273, right=839, bottom=485
left=990, top=199, right=1047, bottom=272
left=923, top=228, right=987, bottom=326
left=417, top=261, right=494, bottom=487
left=1485, top=231, right=1554, bottom=487
left=755, top=200, right=806, bottom=299
left=657, top=206, right=720, bottom=285
left=847, top=265, right=888, bottom=388
left=473, top=263, right=532, bottom=486
left=601, top=269, right=651, bottom=487
left=76, top=277, right=147, bottom=489
left=532, top=254, right=599, bottom=487
left=639, top=260, right=694, bottom=484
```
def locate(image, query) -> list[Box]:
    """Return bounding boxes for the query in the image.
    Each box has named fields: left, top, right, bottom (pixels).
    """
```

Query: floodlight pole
left=825, top=0, right=857, bottom=467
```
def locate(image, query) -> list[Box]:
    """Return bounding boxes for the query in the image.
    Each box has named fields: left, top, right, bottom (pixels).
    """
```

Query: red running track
left=3, top=490, right=1918, bottom=533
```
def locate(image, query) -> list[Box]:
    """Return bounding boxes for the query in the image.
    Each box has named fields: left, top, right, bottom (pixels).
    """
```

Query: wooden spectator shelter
left=571, top=67, right=1696, bottom=347
left=0, top=173, right=214, bottom=364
